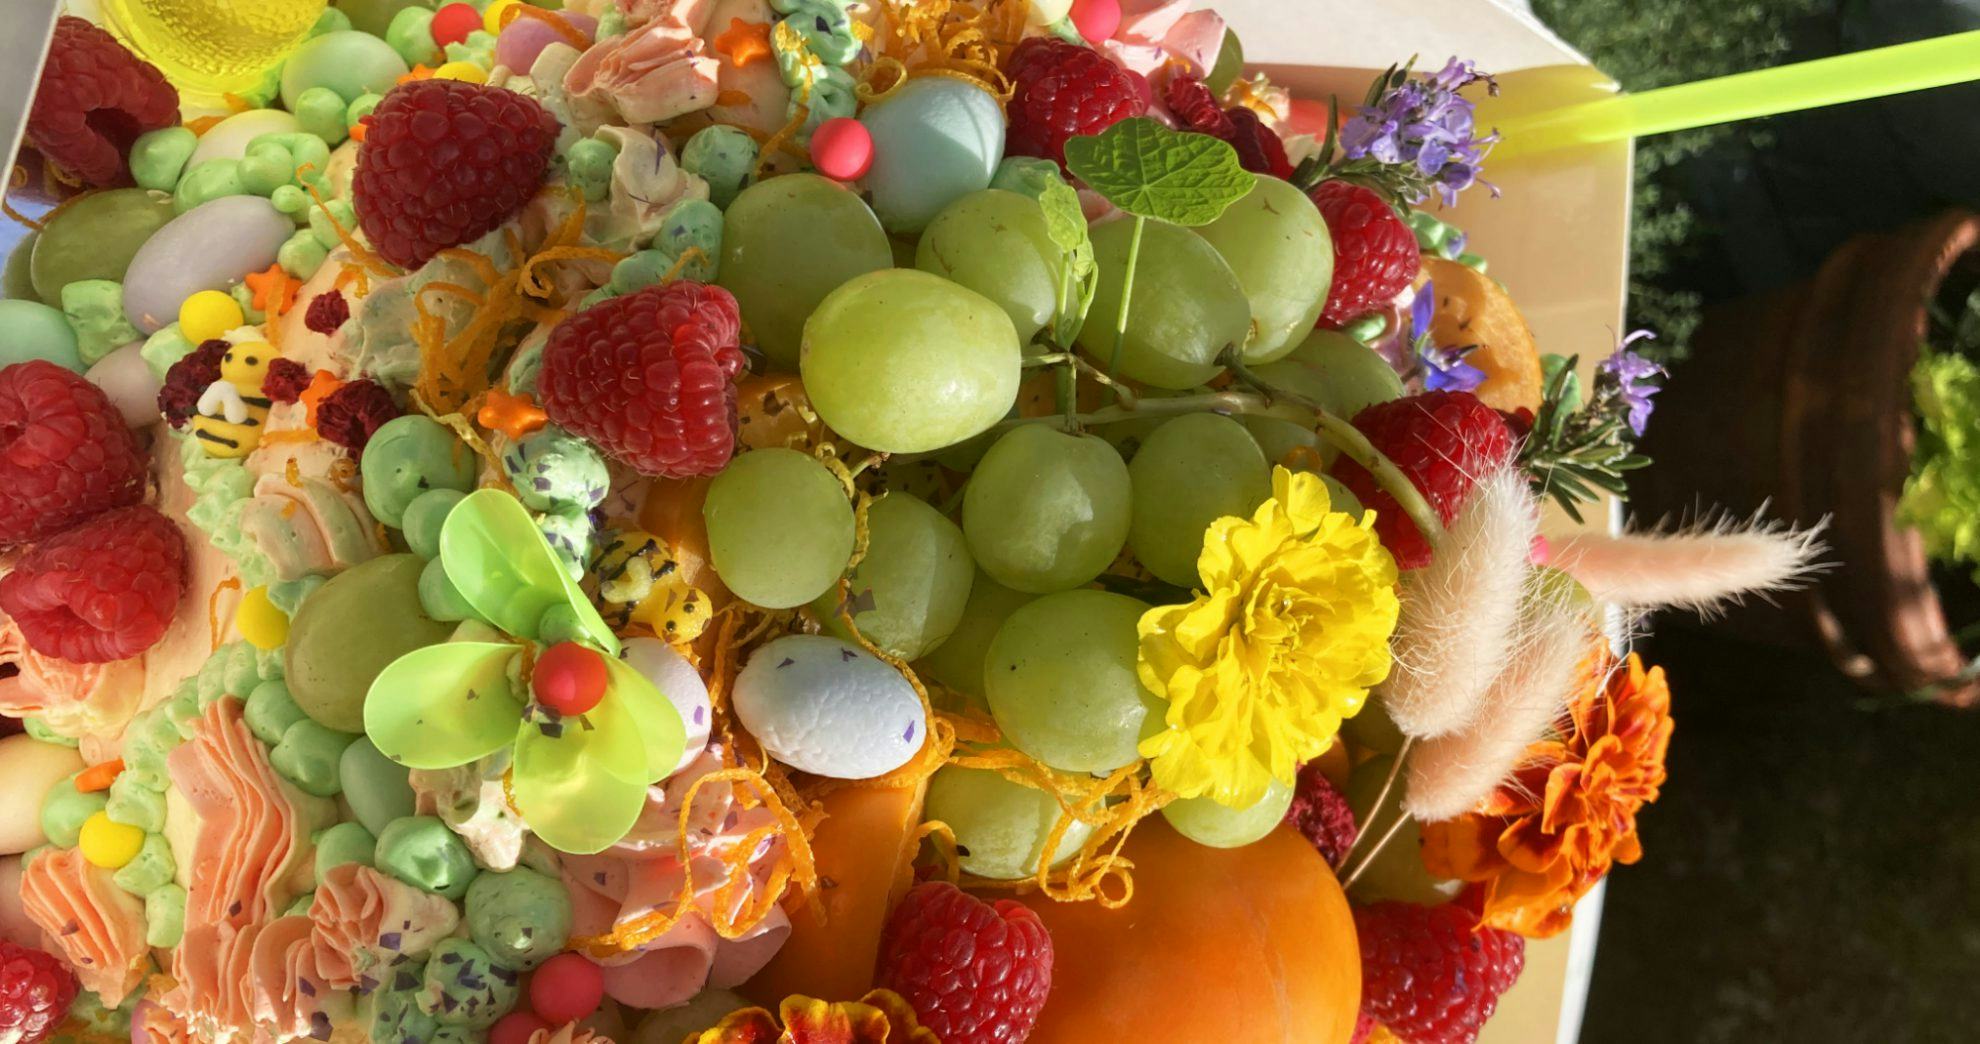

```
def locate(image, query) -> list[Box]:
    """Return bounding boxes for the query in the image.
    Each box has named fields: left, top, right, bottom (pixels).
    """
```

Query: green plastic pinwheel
left=363, top=489, right=686, bottom=854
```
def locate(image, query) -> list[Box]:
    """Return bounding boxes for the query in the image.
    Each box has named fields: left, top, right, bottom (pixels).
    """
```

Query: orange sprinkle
left=476, top=387, right=549, bottom=440
left=499, top=3, right=592, bottom=50
left=397, top=64, right=437, bottom=85
left=221, top=92, right=254, bottom=113
left=209, top=576, right=242, bottom=651
left=715, top=89, right=754, bottom=107
left=184, top=114, right=227, bottom=136
left=348, top=119, right=369, bottom=144
left=244, top=263, right=301, bottom=319
left=73, top=759, right=124, bottom=793
left=714, top=18, right=775, bottom=68
left=298, top=370, right=344, bottom=428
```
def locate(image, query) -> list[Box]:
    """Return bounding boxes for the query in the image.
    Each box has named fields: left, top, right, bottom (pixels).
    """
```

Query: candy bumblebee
left=191, top=341, right=276, bottom=458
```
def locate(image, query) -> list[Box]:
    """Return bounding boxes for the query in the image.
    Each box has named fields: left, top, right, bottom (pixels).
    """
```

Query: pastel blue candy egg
left=123, top=196, right=293, bottom=333
left=0, top=301, right=85, bottom=372
left=858, top=77, right=1004, bottom=235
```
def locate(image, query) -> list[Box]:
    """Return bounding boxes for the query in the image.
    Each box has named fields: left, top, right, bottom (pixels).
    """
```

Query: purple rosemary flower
left=1340, top=57, right=1499, bottom=207
left=1599, top=330, right=1664, bottom=436
left=1408, top=282, right=1486, bottom=393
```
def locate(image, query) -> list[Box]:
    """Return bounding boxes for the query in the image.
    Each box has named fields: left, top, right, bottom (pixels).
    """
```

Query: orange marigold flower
left=1421, top=651, right=1673, bottom=938
left=694, top=989, right=939, bottom=1044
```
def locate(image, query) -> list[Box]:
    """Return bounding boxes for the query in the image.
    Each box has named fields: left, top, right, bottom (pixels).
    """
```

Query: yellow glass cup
left=100, top=0, right=328, bottom=96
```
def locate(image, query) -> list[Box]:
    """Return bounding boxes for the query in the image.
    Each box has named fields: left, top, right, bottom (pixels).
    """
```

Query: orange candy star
left=714, top=18, right=774, bottom=68
left=244, top=263, right=301, bottom=318
left=477, top=386, right=549, bottom=440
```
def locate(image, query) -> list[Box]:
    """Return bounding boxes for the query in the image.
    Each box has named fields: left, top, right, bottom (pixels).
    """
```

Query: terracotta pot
left=1635, top=209, right=1980, bottom=706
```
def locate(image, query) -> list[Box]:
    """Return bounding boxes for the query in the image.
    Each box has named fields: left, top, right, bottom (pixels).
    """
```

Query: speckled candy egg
left=122, top=195, right=292, bottom=332
left=732, top=635, right=923, bottom=779
left=857, top=76, right=1004, bottom=235
left=619, top=637, right=711, bottom=776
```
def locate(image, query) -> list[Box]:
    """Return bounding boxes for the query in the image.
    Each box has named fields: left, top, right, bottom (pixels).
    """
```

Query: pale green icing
left=140, top=323, right=195, bottom=380
left=145, top=882, right=186, bottom=948
left=112, top=833, right=177, bottom=895
left=60, top=279, right=142, bottom=365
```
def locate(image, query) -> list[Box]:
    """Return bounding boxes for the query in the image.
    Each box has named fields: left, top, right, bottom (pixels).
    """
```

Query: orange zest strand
left=302, top=180, right=393, bottom=293
left=915, top=819, right=963, bottom=884
left=498, top=2, right=594, bottom=49
left=853, top=0, right=1021, bottom=105
left=1, top=195, right=45, bottom=232
left=184, top=114, right=227, bottom=136
left=208, top=576, right=243, bottom=650
left=73, top=759, right=125, bottom=793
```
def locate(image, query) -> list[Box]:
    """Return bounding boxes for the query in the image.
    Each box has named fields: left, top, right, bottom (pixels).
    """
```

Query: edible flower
left=1421, top=651, right=1673, bottom=938
left=364, top=489, right=686, bottom=854
left=695, top=989, right=938, bottom=1043
left=1320, top=56, right=1497, bottom=208
left=1410, top=281, right=1486, bottom=394
left=1137, top=467, right=1401, bottom=807
left=1598, top=330, right=1664, bottom=437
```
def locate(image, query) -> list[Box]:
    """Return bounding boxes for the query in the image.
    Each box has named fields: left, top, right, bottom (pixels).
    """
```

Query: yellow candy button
left=483, top=0, right=519, bottom=34
left=79, top=812, right=144, bottom=869
left=434, top=61, right=489, bottom=84
left=237, top=585, right=291, bottom=650
left=178, top=290, right=246, bottom=344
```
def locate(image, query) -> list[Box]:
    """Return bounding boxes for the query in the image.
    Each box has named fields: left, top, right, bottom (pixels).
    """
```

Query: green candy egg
left=28, top=188, right=175, bottom=302
left=858, top=76, right=1004, bottom=235
left=270, top=719, right=359, bottom=797
left=0, top=300, right=84, bottom=372
left=339, top=737, right=418, bottom=837
left=314, top=821, right=378, bottom=879
left=279, top=30, right=412, bottom=109
left=464, top=868, right=571, bottom=970
left=402, top=488, right=467, bottom=560
left=284, top=554, right=454, bottom=733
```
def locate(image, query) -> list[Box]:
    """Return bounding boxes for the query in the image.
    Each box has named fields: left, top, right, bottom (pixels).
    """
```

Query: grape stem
left=1336, top=735, right=1414, bottom=883
left=1105, top=215, right=1147, bottom=390
left=1340, top=802, right=1413, bottom=891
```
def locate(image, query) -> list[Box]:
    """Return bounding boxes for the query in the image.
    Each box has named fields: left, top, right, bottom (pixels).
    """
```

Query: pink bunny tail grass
left=1547, top=512, right=1828, bottom=618
left=1403, top=581, right=1592, bottom=823
left=1380, top=467, right=1539, bottom=742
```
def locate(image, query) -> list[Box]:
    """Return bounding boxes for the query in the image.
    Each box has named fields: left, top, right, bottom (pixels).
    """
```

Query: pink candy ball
left=810, top=117, right=875, bottom=181
left=1070, top=0, right=1122, bottom=44
left=488, top=1011, right=552, bottom=1044
left=528, top=952, right=605, bottom=1025
left=430, top=3, right=482, bottom=48
left=494, top=12, right=599, bottom=75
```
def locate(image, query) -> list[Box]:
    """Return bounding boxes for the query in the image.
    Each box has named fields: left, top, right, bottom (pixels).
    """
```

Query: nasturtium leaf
left=511, top=696, right=650, bottom=854
left=439, top=489, right=618, bottom=654
left=602, top=653, right=688, bottom=783
left=363, top=642, right=524, bottom=770
left=1063, top=118, right=1254, bottom=227
left=1038, top=175, right=1098, bottom=345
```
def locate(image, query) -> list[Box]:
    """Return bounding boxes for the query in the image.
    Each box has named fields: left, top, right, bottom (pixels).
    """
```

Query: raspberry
left=1310, top=180, right=1421, bottom=328
left=304, top=289, right=351, bottom=335
left=876, top=882, right=1053, bottom=1044
left=314, top=379, right=402, bottom=454
left=0, top=505, right=186, bottom=664
left=352, top=80, right=561, bottom=270
left=157, top=340, right=230, bottom=428
left=0, top=940, right=79, bottom=1044
left=538, top=281, right=746, bottom=478
left=0, top=361, right=148, bottom=548
left=260, top=359, right=313, bottom=405
left=1165, top=76, right=1234, bottom=138
left=1353, top=901, right=1525, bottom=1044
left=1166, top=76, right=1292, bottom=179
left=1331, top=391, right=1516, bottom=570
left=24, top=18, right=179, bottom=188
left=1351, top=1011, right=1379, bottom=1044
left=1005, top=38, right=1147, bottom=169
left=1285, top=761, right=1359, bottom=869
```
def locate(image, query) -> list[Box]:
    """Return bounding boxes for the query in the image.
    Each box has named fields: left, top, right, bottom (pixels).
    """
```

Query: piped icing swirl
left=18, top=847, right=150, bottom=1003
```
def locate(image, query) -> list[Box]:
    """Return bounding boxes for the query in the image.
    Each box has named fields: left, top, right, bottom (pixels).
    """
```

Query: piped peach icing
left=565, top=0, right=721, bottom=124
left=562, top=751, right=792, bottom=1010
left=19, top=847, right=150, bottom=1003
left=307, top=862, right=462, bottom=991
left=0, top=617, right=146, bottom=761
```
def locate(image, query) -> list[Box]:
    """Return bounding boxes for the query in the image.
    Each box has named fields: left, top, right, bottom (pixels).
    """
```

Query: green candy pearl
left=314, top=821, right=379, bottom=879
left=310, top=199, right=359, bottom=249
left=565, top=137, right=618, bottom=203
left=295, top=86, right=351, bottom=145
left=680, top=126, right=759, bottom=210
left=415, top=939, right=519, bottom=1028
left=418, top=556, right=478, bottom=622
left=140, top=323, right=195, bottom=380
left=130, top=127, right=197, bottom=192
left=360, top=415, right=479, bottom=528
left=386, top=7, right=444, bottom=68
left=39, top=774, right=106, bottom=849
left=376, top=816, right=477, bottom=900
left=402, top=488, right=467, bottom=560
left=240, top=143, right=296, bottom=196
left=245, top=678, right=309, bottom=747
left=174, top=159, right=247, bottom=213
left=271, top=719, right=360, bottom=797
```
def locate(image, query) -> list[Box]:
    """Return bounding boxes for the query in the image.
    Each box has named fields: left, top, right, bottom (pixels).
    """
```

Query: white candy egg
left=86, top=342, right=163, bottom=428
left=0, top=735, right=83, bottom=855
left=619, top=637, right=712, bottom=777
left=732, top=635, right=924, bottom=779
left=858, top=77, right=1004, bottom=236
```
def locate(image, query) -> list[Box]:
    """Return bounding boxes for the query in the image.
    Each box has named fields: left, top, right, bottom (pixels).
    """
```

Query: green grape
left=717, top=173, right=892, bottom=370
left=962, top=425, right=1131, bottom=594
left=702, top=448, right=854, bottom=609
left=984, top=589, right=1163, bottom=772
left=924, top=763, right=1095, bottom=880
left=1243, top=328, right=1406, bottom=467
left=913, top=571, right=1033, bottom=701
left=1340, top=692, right=1404, bottom=756
left=1196, top=175, right=1333, bottom=364
left=802, top=269, right=1021, bottom=453
left=1126, top=413, right=1272, bottom=587
left=1162, top=776, right=1294, bottom=848
left=915, top=189, right=1065, bottom=346
left=1346, top=756, right=1463, bottom=906
left=815, top=493, right=974, bottom=660
left=1075, top=219, right=1249, bottom=390
left=1324, top=475, right=1366, bottom=517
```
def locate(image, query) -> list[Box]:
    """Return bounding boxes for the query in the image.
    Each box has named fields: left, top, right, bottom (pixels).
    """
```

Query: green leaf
left=1038, top=176, right=1097, bottom=346
left=602, top=653, right=687, bottom=783
left=362, top=642, right=525, bottom=770
left=1063, top=118, right=1254, bottom=227
left=511, top=696, right=650, bottom=854
left=440, top=489, right=618, bottom=654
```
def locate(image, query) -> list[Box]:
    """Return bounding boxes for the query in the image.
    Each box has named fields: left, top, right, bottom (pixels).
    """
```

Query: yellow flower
left=1137, top=467, right=1400, bottom=807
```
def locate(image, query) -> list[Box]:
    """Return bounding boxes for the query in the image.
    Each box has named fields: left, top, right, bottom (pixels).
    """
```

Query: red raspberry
left=1353, top=901, right=1525, bottom=1044
left=1285, top=761, right=1359, bottom=870
left=25, top=18, right=179, bottom=188
left=0, top=505, right=185, bottom=664
left=1005, top=38, right=1147, bottom=169
left=876, top=882, right=1053, bottom=1044
left=352, top=80, right=560, bottom=269
left=1331, top=391, right=1516, bottom=570
left=1310, top=180, right=1421, bottom=328
left=314, top=379, right=402, bottom=454
left=157, top=340, right=230, bottom=428
left=1166, top=76, right=1292, bottom=179
left=0, top=361, right=148, bottom=548
left=304, top=289, right=351, bottom=335
left=260, top=358, right=313, bottom=405
left=1165, top=75, right=1234, bottom=138
left=1350, top=1010, right=1379, bottom=1044
left=0, top=940, right=79, bottom=1044
left=538, top=282, right=745, bottom=477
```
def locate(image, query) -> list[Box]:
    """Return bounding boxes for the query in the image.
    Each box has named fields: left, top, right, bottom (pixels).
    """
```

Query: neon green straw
left=1493, top=30, right=1980, bottom=160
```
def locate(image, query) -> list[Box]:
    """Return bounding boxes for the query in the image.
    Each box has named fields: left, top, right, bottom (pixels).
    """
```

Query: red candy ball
left=1070, top=0, right=1122, bottom=44
left=810, top=117, right=875, bottom=181
left=529, top=953, right=605, bottom=1025
left=531, top=642, right=608, bottom=716
left=431, top=3, right=483, bottom=47
left=489, top=1011, right=551, bottom=1044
